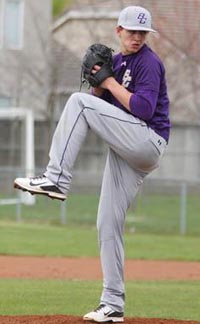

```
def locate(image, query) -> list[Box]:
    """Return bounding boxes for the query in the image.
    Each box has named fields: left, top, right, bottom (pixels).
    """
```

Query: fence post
left=60, top=200, right=67, bottom=225
left=180, top=182, right=187, bottom=235
left=16, top=198, right=22, bottom=223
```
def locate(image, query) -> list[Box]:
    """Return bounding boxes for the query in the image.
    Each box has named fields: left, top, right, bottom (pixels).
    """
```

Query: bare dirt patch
left=0, top=256, right=200, bottom=280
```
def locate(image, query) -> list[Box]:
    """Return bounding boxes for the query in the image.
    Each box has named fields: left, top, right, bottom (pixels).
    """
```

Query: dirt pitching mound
left=0, top=316, right=200, bottom=324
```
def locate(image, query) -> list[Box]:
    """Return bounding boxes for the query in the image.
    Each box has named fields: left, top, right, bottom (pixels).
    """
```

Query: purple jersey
left=101, top=44, right=170, bottom=143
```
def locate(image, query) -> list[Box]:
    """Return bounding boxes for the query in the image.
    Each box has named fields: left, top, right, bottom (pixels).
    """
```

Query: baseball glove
left=81, top=43, right=114, bottom=88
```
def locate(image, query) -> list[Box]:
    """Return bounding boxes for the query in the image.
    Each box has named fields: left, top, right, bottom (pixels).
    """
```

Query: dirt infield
left=1, top=256, right=200, bottom=280
left=0, top=256, right=200, bottom=324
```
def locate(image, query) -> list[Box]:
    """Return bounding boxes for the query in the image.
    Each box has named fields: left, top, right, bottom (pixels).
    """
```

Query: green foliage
left=52, top=0, right=72, bottom=17
left=0, top=279, right=199, bottom=320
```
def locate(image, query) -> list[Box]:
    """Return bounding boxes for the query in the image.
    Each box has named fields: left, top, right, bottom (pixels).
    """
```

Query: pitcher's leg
left=44, top=91, right=135, bottom=194
left=97, top=149, right=145, bottom=312
left=14, top=92, right=161, bottom=201
left=46, top=92, right=161, bottom=194
left=45, top=93, right=90, bottom=194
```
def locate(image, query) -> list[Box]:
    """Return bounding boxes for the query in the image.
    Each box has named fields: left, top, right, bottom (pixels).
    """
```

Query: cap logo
left=137, top=13, right=147, bottom=24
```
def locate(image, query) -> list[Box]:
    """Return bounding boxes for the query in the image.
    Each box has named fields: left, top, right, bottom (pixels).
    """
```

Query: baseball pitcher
left=14, top=6, right=170, bottom=323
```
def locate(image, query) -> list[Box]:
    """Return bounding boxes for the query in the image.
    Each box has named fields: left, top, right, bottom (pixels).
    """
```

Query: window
left=0, top=0, right=24, bottom=49
left=0, top=96, right=12, bottom=107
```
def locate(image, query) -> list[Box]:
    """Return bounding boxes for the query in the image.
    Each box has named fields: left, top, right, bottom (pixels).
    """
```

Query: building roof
left=53, top=10, right=120, bottom=32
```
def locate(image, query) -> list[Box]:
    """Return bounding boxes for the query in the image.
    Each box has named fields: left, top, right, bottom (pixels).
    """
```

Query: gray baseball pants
left=45, top=92, right=166, bottom=312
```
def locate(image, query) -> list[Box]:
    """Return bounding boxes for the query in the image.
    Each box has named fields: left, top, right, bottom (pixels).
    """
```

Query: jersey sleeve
left=129, top=57, right=162, bottom=121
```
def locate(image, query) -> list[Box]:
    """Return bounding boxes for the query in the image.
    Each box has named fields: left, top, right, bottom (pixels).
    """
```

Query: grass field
left=0, top=193, right=200, bottom=320
left=0, top=222, right=200, bottom=261
left=1, top=191, right=200, bottom=236
left=0, top=279, right=199, bottom=320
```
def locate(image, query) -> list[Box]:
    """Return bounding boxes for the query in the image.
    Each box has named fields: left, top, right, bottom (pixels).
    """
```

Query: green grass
left=0, top=223, right=99, bottom=257
left=1, top=193, right=200, bottom=321
left=0, top=194, right=99, bottom=225
left=1, top=192, right=200, bottom=236
left=130, top=193, right=200, bottom=235
left=0, top=222, right=200, bottom=261
left=0, top=279, right=199, bottom=320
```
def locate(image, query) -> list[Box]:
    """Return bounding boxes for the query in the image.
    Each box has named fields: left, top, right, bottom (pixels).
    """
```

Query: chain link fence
left=0, top=167, right=200, bottom=236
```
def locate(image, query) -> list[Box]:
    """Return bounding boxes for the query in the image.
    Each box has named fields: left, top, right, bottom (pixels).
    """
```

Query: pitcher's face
left=116, top=27, right=148, bottom=55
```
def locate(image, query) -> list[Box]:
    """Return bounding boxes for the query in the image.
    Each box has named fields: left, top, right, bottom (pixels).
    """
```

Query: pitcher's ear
left=116, top=26, right=123, bottom=35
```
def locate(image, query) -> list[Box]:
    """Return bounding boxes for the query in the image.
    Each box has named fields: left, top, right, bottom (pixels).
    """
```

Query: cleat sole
left=13, top=182, right=66, bottom=201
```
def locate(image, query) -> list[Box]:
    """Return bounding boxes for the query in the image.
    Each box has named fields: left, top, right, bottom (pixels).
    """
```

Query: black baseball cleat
left=14, top=175, right=66, bottom=201
left=83, top=304, right=124, bottom=322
